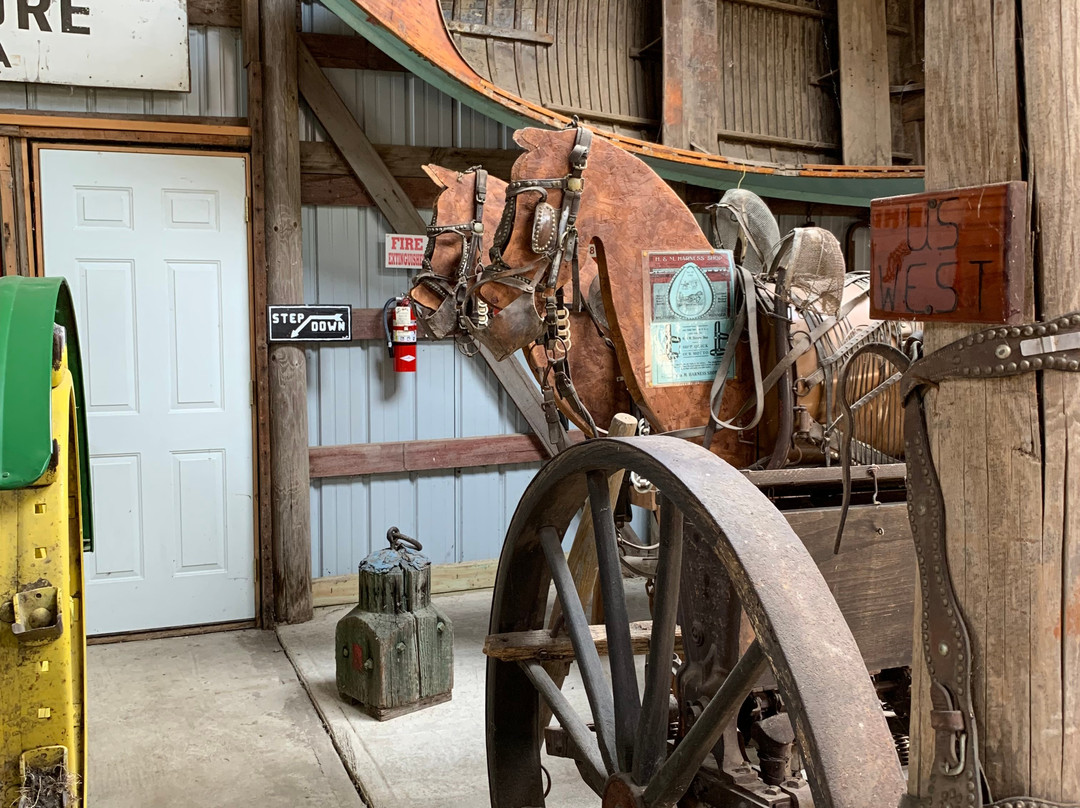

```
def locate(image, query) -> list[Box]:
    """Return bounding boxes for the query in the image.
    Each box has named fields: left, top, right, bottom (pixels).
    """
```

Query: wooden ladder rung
left=483, top=621, right=683, bottom=662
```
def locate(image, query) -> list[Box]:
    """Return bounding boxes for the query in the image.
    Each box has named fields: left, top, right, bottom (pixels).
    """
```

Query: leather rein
left=900, top=315, right=1080, bottom=808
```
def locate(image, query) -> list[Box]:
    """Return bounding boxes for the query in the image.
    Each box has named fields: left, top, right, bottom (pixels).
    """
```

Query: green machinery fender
left=0, top=276, right=92, bottom=550
left=0, top=275, right=92, bottom=807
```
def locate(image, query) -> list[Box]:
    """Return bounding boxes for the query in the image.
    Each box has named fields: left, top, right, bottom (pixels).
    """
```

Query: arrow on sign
left=291, top=313, right=346, bottom=338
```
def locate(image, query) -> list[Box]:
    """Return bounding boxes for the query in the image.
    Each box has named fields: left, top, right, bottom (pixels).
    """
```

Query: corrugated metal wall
left=0, top=26, right=245, bottom=117
left=301, top=7, right=541, bottom=575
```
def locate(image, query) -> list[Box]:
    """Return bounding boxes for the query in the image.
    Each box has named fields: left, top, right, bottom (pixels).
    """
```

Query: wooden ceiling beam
left=297, top=40, right=427, bottom=234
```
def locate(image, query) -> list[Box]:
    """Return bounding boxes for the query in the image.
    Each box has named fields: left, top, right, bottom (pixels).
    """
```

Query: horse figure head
left=409, top=165, right=506, bottom=345
left=410, top=159, right=632, bottom=432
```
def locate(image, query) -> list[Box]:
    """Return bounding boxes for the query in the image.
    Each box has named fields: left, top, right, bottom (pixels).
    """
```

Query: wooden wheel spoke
left=538, top=525, right=618, bottom=774
left=517, top=660, right=607, bottom=795
left=642, top=640, right=767, bottom=808
left=586, top=469, right=641, bottom=772
left=632, top=495, right=683, bottom=786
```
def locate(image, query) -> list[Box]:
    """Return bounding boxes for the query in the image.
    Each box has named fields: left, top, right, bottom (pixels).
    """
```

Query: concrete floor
left=87, top=630, right=364, bottom=807
left=87, top=587, right=646, bottom=807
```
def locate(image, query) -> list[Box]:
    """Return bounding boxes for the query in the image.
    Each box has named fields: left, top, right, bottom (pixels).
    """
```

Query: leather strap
left=901, top=314, right=1080, bottom=808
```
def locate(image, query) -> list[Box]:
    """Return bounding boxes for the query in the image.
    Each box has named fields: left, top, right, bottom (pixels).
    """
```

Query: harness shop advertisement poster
left=644, top=250, right=736, bottom=387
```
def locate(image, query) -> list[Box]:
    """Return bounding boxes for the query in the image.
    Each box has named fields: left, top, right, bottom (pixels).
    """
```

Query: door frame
left=31, top=138, right=272, bottom=633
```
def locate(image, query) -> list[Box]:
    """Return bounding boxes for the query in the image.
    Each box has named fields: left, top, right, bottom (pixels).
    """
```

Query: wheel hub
left=602, top=774, right=646, bottom=808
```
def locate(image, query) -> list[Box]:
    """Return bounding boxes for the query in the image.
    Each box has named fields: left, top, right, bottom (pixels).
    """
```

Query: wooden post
left=262, top=0, right=312, bottom=624
left=909, top=2, right=1078, bottom=801
left=661, top=0, right=720, bottom=152
left=836, top=0, right=892, bottom=165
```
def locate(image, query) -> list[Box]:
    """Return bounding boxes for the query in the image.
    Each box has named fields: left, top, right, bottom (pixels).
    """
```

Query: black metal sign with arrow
left=268, top=305, right=353, bottom=342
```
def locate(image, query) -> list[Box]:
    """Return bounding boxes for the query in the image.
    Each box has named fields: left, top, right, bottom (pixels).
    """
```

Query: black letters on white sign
left=268, top=305, right=353, bottom=343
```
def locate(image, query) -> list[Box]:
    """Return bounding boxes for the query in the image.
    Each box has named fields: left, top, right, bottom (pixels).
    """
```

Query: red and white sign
left=385, top=234, right=429, bottom=270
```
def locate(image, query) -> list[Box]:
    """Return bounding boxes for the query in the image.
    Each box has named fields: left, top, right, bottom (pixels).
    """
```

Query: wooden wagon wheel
left=486, top=436, right=904, bottom=808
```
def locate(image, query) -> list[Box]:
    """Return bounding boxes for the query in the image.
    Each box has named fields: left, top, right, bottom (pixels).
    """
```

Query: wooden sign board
left=0, top=1, right=190, bottom=91
left=870, top=181, right=1026, bottom=323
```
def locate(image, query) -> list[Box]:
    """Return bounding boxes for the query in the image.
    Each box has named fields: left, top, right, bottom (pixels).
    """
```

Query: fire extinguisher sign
left=385, top=235, right=428, bottom=270
left=268, top=305, right=353, bottom=342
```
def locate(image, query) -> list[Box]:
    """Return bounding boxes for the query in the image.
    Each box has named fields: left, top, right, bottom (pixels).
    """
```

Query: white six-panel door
left=40, top=149, right=255, bottom=635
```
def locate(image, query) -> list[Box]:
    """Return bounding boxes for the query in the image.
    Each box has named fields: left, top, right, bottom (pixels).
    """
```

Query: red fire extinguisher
left=383, top=296, right=417, bottom=373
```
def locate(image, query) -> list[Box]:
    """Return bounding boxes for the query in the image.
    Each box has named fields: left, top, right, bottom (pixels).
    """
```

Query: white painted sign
left=0, top=0, right=190, bottom=91
left=385, top=234, right=429, bottom=270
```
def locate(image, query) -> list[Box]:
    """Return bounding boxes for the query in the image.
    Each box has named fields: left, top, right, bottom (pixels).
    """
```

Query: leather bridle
left=411, top=167, right=488, bottom=345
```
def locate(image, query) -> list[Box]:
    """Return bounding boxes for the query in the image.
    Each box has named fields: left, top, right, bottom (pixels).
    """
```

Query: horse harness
left=899, top=315, right=1080, bottom=808
left=412, top=167, right=489, bottom=348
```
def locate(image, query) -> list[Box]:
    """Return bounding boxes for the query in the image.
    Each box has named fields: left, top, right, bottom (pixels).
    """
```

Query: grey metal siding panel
left=299, top=5, right=533, bottom=576
left=303, top=198, right=538, bottom=576
left=0, top=27, right=245, bottom=117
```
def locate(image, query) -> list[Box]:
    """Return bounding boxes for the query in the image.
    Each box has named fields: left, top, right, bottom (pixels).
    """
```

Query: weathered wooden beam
left=485, top=621, right=682, bottom=662
left=243, top=0, right=274, bottom=629
left=1022, top=2, right=1080, bottom=790
left=188, top=0, right=242, bottom=27
left=297, top=41, right=427, bottom=235
left=476, top=344, right=566, bottom=458
left=263, top=0, right=312, bottom=625
left=299, top=140, right=521, bottom=180
left=308, top=432, right=581, bottom=479
left=661, top=0, right=720, bottom=151
left=445, top=20, right=554, bottom=46
left=836, top=0, right=892, bottom=165
left=301, top=173, right=437, bottom=208
left=907, top=0, right=1067, bottom=800
left=300, top=32, right=406, bottom=72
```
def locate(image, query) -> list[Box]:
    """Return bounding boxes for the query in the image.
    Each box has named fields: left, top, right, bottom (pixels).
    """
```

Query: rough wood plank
left=297, top=42, right=427, bottom=235
left=485, top=620, right=682, bottom=661
left=299, top=140, right=521, bottom=180
left=742, top=463, right=906, bottom=489
left=661, top=0, right=720, bottom=151
left=308, top=432, right=570, bottom=478
left=837, top=0, right=892, bottom=164
left=1020, top=0, right=1080, bottom=797
left=300, top=32, right=406, bottom=72
left=717, top=126, right=839, bottom=155
left=312, top=559, right=501, bottom=607
left=263, top=0, right=312, bottom=625
left=787, top=504, right=915, bottom=674
left=446, top=20, right=554, bottom=45
left=188, top=0, right=242, bottom=27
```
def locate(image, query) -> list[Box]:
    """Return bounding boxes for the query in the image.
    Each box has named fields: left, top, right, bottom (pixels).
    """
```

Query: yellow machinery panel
left=1, top=278, right=89, bottom=808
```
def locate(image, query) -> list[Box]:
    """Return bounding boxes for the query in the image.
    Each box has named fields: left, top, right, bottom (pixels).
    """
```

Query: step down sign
left=269, top=305, right=353, bottom=342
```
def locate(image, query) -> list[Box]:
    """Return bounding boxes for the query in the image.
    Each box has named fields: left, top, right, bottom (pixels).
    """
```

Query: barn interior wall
left=301, top=4, right=542, bottom=575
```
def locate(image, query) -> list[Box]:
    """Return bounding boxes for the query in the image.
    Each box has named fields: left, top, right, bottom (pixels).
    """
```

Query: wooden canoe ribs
left=439, top=0, right=924, bottom=166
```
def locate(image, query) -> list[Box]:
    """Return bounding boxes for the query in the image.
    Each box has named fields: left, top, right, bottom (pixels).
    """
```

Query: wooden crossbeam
left=484, top=621, right=683, bottom=662
left=297, top=41, right=427, bottom=235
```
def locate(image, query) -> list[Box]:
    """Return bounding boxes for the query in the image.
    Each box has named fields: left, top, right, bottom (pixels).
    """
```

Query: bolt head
left=939, top=642, right=950, bottom=656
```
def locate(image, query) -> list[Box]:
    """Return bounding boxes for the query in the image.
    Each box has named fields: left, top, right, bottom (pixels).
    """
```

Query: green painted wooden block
left=336, top=531, right=453, bottom=720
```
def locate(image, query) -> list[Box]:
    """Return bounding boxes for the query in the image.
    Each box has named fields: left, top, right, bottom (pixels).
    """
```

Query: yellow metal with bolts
left=0, top=340, right=87, bottom=807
